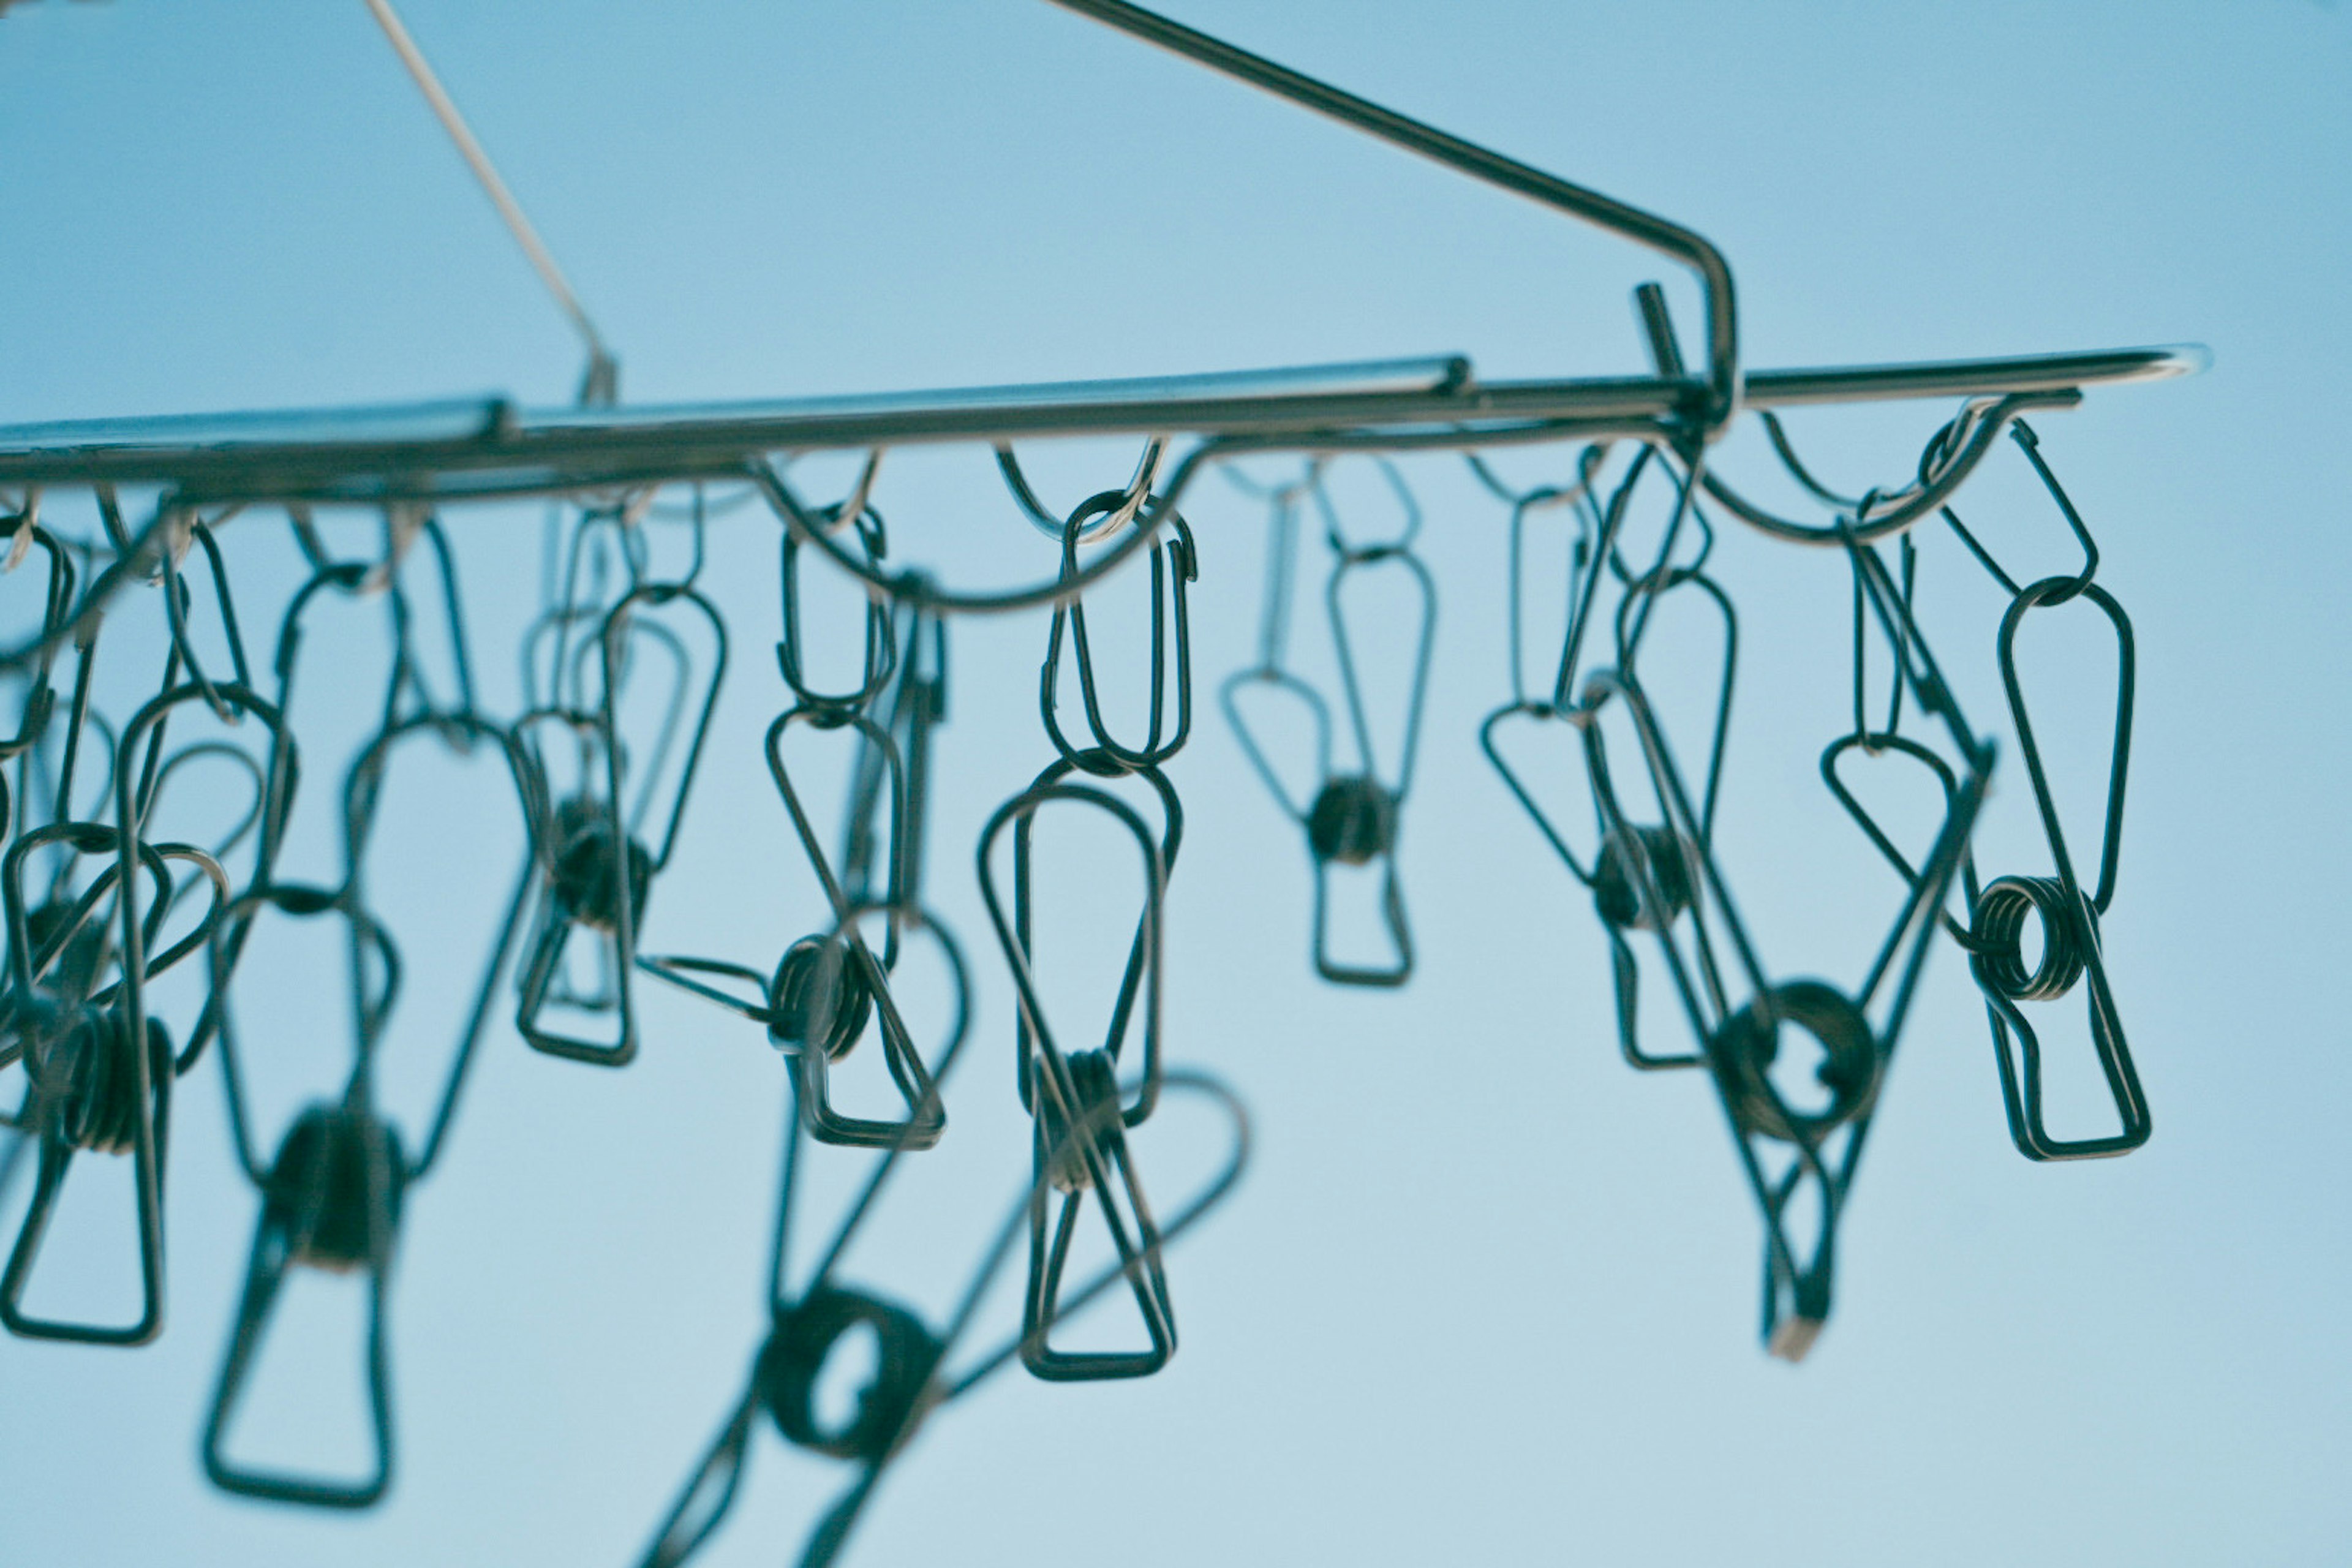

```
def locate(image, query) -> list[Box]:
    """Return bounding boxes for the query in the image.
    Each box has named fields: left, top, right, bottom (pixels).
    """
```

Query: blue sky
left=2, top=2, right=2349, bottom=1564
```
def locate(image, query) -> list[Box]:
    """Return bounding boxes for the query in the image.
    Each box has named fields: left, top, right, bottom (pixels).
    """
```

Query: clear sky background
left=2, top=2, right=2348, bottom=1564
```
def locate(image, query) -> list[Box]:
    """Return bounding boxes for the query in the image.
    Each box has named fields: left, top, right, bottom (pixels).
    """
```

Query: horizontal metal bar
left=529, top=354, right=1471, bottom=437
left=0, top=396, right=513, bottom=466
left=1738, top=344, right=2207, bottom=407
left=0, top=358, right=1466, bottom=489
left=0, top=345, right=2204, bottom=499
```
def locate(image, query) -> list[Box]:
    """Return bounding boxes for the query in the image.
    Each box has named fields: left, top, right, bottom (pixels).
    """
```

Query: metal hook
left=998, top=438, right=1166, bottom=546
left=748, top=439, right=1220, bottom=619
left=1042, top=0, right=1741, bottom=433
left=1937, top=418, right=2101, bottom=603
left=1698, top=391, right=2081, bottom=548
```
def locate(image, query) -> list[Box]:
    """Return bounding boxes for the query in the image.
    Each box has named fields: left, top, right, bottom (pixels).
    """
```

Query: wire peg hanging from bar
left=1008, top=440, right=1199, bottom=775
left=643, top=460, right=954, bottom=1148
left=0, top=673, right=294, bottom=1345
left=1972, top=510, right=2144, bottom=1158
left=198, top=883, right=406, bottom=1507
left=633, top=1033, right=1246, bottom=1568
left=840, top=598, right=947, bottom=924
left=1573, top=673, right=1823, bottom=1358
left=777, top=452, right=898, bottom=715
left=1223, top=458, right=1433, bottom=988
left=1902, top=418, right=2150, bottom=1159
left=978, top=774, right=1183, bottom=1379
left=0, top=820, right=230, bottom=1345
left=762, top=704, right=950, bottom=1150
left=512, top=580, right=725, bottom=1068
left=1571, top=538, right=1989, bottom=1357
left=1308, top=459, right=1434, bottom=986
left=0, top=508, right=74, bottom=765
left=639, top=693, right=957, bottom=1152
left=200, top=708, right=537, bottom=1507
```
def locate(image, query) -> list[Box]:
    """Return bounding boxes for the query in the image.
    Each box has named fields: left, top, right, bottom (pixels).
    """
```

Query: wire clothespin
left=1006, top=441, right=1197, bottom=775
left=0, top=672, right=290, bottom=1345
left=513, top=583, right=726, bottom=1067
left=1924, top=421, right=2149, bottom=1158
left=0, top=508, right=74, bottom=764
left=777, top=453, right=897, bottom=715
left=200, top=884, right=406, bottom=1508
left=0, top=819, right=230, bottom=1344
left=1224, top=459, right=1433, bottom=987
left=1575, top=524, right=1989, bottom=1356
left=840, top=599, right=947, bottom=922
left=633, top=1029, right=1246, bottom=1568
left=197, top=701, right=543, bottom=1506
left=1962, top=578, right=2142, bottom=1159
left=764, top=709, right=950, bottom=1147
left=978, top=775, right=1184, bottom=1378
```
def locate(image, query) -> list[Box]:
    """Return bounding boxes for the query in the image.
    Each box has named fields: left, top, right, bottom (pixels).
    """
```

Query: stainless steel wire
left=0, top=0, right=2203, bottom=1555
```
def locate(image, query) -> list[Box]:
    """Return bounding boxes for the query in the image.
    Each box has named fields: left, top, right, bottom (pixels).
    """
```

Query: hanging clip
left=1575, top=542, right=1988, bottom=1357
left=1224, top=459, right=1431, bottom=987
left=840, top=603, right=946, bottom=918
left=1933, top=423, right=2146, bottom=1159
left=0, top=820, right=228, bottom=1344
left=0, top=511, right=73, bottom=763
left=1967, top=576, right=2144, bottom=1159
left=641, top=706, right=957, bottom=1150
left=777, top=453, right=897, bottom=714
left=1022, top=442, right=1197, bottom=774
left=634, top=1045, right=1245, bottom=1568
left=201, top=883, right=408, bottom=1507
left=515, top=584, right=726, bottom=1066
left=978, top=777, right=1178, bottom=1378
left=202, top=1101, right=404, bottom=1507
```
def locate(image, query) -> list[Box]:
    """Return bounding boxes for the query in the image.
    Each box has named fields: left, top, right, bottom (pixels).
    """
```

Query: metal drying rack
left=0, top=0, right=2202, bottom=600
